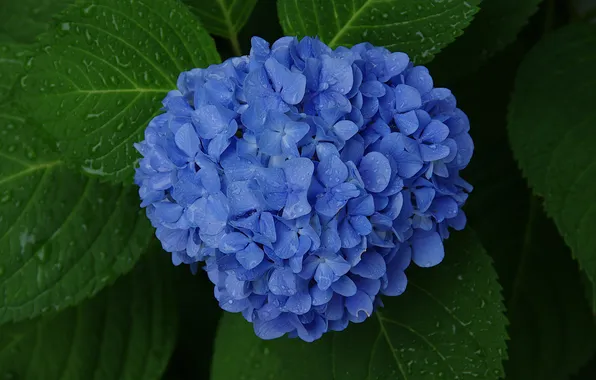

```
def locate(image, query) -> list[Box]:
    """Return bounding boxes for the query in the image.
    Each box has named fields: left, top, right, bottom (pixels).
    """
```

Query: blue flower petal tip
left=134, top=36, right=473, bottom=342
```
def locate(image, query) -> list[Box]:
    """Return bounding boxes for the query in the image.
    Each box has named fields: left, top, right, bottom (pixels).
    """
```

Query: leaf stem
left=229, top=33, right=242, bottom=56
left=543, top=0, right=556, bottom=34
left=508, top=196, right=539, bottom=309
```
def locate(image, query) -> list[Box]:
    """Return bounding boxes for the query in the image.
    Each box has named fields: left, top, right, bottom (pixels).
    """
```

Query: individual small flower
left=134, top=36, right=474, bottom=342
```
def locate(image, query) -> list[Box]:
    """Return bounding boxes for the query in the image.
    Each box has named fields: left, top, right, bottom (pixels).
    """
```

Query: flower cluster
left=134, top=36, right=473, bottom=342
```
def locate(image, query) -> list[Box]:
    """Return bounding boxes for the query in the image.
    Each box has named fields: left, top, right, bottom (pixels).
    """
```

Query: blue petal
left=421, top=120, right=450, bottom=143
left=405, top=66, right=433, bottom=95
left=283, top=157, right=314, bottom=191
left=321, top=218, right=341, bottom=253
left=345, top=291, right=373, bottom=319
left=353, top=277, right=381, bottom=297
left=227, top=181, right=261, bottom=218
left=360, top=81, right=386, bottom=97
left=381, top=269, right=407, bottom=296
left=285, top=292, right=312, bottom=315
left=315, top=262, right=335, bottom=290
left=394, top=84, right=422, bottom=113
left=430, top=196, right=459, bottom=222
left=224, top=274, right=250, bottom=299
left=331, top=275, right=357, bottom=297
left=394, top=110, right=419, bottom=135
left=325, top=294, right=345, bottom=320
left=156, top=227, right=188, bottom=252
left=310, top=285, right=334, bottom=306
left=383, top=52, right=410, bottom=80
left=339, top=218, right=361, bottom=248
left=420, top=143, right=450, bottom=162
left=284, top=120, right=310, bottom=143
left=348, top=195, right=375, bottom=216
left=351, top=251, right=386, bottom=279
left=283, top=191, right=311, bottom=220
left=237, top=242, right=265, bottom=270
left=273, top=226, right=299, bottom=259
left=153, top=201, right=183, bottom=223
left=264, top=57, right=306, bottom=104
left=186, top=193, right=229, bottom=234
left=207, top=133, right=231, bottom=161
left=198, top=166, right=221, bottom=193
left=325, top=255, right=351, bottom=276
left=350, top=215, right=372, bottom=236
left=268, top=267, right=297, bottom=296
left=393, top=151, right=423, bottom=178
left=320, top=55, right=353, bottom=95
left=413, top=187, right=435, bottom=213
left=259, top=127, right=283, bottom=156
left=343, top=240, right=366, bottom=266
left=411, top=231, right=444, bottom=267
left=174, top=123, right=200, bottom=157
left=383, top=193, right=403, bottom=220
left=332, top=120, right=358, bottom=141
left=259, top=212, right=277, bottom=243
left=318, top=155, right=348, bottom=188
left=254, top=314, right=295, bottom=340
left=193, top=104, right=233, bottom=139
left=448, top=209, right=467, bottom=231
left=359, top=152, right=391, bottom=193
left=219, top=232, right=250, bottom=253
left=257, top=302, right=282, bottom=322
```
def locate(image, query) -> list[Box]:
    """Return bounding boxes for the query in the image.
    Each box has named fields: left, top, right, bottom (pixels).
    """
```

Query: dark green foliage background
left=0, top=0, right=595, bottom=379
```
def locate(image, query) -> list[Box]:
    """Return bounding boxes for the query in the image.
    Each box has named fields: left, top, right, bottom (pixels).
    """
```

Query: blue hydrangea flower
left=134, top=36, right=473, bottom=342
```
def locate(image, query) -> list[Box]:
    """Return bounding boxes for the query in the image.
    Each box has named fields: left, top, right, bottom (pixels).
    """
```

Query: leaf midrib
left=0, top=160, right=61, bottom=186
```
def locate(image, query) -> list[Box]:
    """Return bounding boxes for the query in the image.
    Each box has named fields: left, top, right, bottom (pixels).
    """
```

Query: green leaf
left=0, top=105, right=152, bottom=324
left=163, top=268, right=222, bottom=379
left=0, top=44, right=28, bottom=101
left=0, top=0, right=75, bottom=44
left=429, top=0, right=543, bottom=83
left=277, top=0, right=481, bottom=64
left=508, top=23, right=596, bottom=313
left=211, top=230, right=507, bottom=380
left=452, top=48, right=596, bottom=379
left=0, top=249, right=177, bottom=380
left=18, top=0, right=220, bottom=183
left=504, top=199, right=596, bottom=379
left=184, top=0, right=258, bottom=55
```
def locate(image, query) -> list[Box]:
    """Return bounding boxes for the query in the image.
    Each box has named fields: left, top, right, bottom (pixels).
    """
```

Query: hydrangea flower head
left=134, top=36, right=473, bottom=342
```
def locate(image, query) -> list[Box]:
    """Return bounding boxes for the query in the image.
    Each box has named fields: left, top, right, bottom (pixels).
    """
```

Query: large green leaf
left=429, top=0, right=543, bottom=83
left=452, top=44, right=596, bottom=379
left=0, top=249, right=177, bottom=380
left=18, top=0, right=220, bottom=183
left=504, top=200, right=596, bottom=379
left=211, top=230, right=507, bottom=380
left=163, top=268, right=222, bottom=379
left=277, top=0, right=481, bottom=64
left=0, top=106, right=152, bottom=324
left=508, top=23, right=596, bottom=313
left=0, top=44, right=28, bottom=101
left=184, top=0, right=258, bottom=55
left=0, top=0, right=75, bottom=44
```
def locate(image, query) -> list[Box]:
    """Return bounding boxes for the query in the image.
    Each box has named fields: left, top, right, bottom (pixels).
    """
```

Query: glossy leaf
left=184, top=0, right=258, bottom=54
left=508, top=23, right=596, bottom=313
left=457, top=47, right=596, bottom=379
left=430, top=0, right=543, bottom=82
left=0, top=250, right=177, bottom=379
left=18, top=0, right=220, bottom=183
left=0, top=44, right=28, bottom=101
left=0, top=106, right=152, bottom=324
left=0, top=0, right=75, bottom=44
left=211, top=230, right=507, bottom=380
left=277, top=0, right=481, bottom=63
